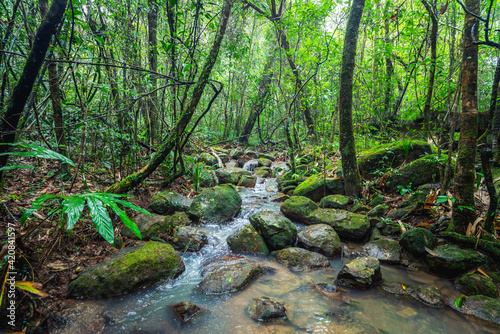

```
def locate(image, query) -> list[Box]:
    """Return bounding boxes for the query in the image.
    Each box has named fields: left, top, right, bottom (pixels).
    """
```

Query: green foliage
left=0, top=142, right=75, bottom=171
left=396, top=183, right=413, bottom=196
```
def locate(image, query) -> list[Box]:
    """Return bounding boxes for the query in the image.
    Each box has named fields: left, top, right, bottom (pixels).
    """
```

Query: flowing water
left=77, top=179, right=498, bottom=333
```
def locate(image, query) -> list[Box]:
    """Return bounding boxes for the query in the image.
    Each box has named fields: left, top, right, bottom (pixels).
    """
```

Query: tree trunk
left=489, top=57, right=500, bottom=157
left=338, top=0, right=365, bottom=197
left=147, top=0, right=158, bottom=147
left=105, top=0, right=234, bottom=194
left=0, top=0, right=67, bottom=179
left=383, top=0, right=393, bottom=117
left=450, top=0, right=479, bottom=234
left=239, top=53, right=275, bottom=144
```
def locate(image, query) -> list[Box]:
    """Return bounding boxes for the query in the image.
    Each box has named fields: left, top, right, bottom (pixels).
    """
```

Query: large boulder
left=199, top=255, right=265, bottom=294
left=172, top=226, right=208, bottom=252
left=149, top=190, right=193, bottom=215
left=254, top=167, right=271, bottom=178
left=456, top=273, right=499, bottom=298
left=426, top=245, right=488, bottom=277
left=450, top=295, right=500, bottom=325
left=357, top=140, right=432, bottom=178
left=275, top=247, right=331, bottom=272
left=362, top=237, right=400, bottom=264
left=307, top=209, right=370, bottom=241
left=215, top=167, right=251, bottom=184
left=293, top=174, right=344, bottom=201
left=249, top=210, right=297, bottom=251
left=121, top=212, right=189, bottom=240
left=188, top=184, right=242, bottom=223
left=67, top=242, right=184, bottom=298
left=227, top=224, right=269, bottom=255
left=247, top=297, right=287, bottom=321
left=399, top=228, right=436, bottom=256
left=297, top=224, right=342, bottom=257
left=336, top=256, right=382, bottom=289
left=280, top=196, right=318, bottom=224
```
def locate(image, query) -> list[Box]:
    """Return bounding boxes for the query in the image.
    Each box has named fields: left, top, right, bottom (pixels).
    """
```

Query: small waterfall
left=242, top=159, right=258, bottom=172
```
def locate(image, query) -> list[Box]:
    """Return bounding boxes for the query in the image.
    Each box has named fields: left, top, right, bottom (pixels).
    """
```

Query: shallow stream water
left=77, top=179, right=498, bottom=333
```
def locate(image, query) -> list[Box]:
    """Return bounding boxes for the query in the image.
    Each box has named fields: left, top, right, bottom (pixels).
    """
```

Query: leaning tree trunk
left=338, top=0, right=365, bottom=197
left=450, top=0, right=479, bottom=234
left=239, top=53, right=275, bottom=144
left=0, top=0, right=67, bottom=180
left=105, top=0, right=234, bottom=194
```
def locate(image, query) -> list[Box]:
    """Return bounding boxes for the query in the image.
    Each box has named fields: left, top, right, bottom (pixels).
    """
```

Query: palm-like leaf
left=87, top=196, right=114, bottom=244
left=62, top=196, right=85, bottom=230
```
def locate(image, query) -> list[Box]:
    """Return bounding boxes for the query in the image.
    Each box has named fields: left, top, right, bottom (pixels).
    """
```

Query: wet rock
left=456, top=272, right=499, bottom=298
left=245, top=150, right=259, bottom=159
left=307, top=209, right=370, bottom=241
left=215, top=167, right=251, bottom=185
left=337, top=256, right=382, bottom=289
left=67, top=242, right=184, bottom=298
left=357, top=140, right=432, bottom=178
left=409, top=284, right=445, bottom=308
left=382, top=282, right=409, bottom=295
left=367, top=204, right=388, bottom=218
left=188, top=184, right=242, bottom=223
left=199, top=255, right=265, bottom=294
left=362, top=237, right=400, bottom=264
left=258, top=157, right=273, bottom=168
left=399, top=228, right=436, bottom=256
left=172, top=226, right=208, bottom=252
left=272, top=195, right=289, bottom=203
left=280, top=196, right=318, bottom=224
left=247, top=296, right=287, bottom=321
left=149, top=190, right=193, bottom=215
left=275, top=247, right=331, bottom=272
left=230, top=147, right=245, bottom=159
left=426, top=245, right=488, bottom=277
left=171, top=302, right=204, bottom=323
left=311, top=283, right=347, bottom=301
left=237, top=175, right=257, bottom=188
left=376, top=220, right=401, bottom=237
left=257, top=153, right=275, bottom=161
left=265, top=179, right=279, bottom=192
left=351, top=204, right=370, bottom=214
left=48, top=300, right=108, bottom=334
left=449, top=295, right=500, bottom=325
left=227, top=224, right=269, bottom=255
left=254, top=166, right=272, bottom=178
left=124, top=212, right=189, bottom=241
left=198, top=152, right=218, bottom=166
left=249, top=210, right=297, bottom=251
left=297, top=224, right=342, bottom=257
left=293, top=174, right=344, bottom=201
left=319, top=194, right=352, bottom=209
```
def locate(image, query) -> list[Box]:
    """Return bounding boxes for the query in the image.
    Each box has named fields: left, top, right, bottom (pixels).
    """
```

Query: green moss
left=457, top=273, right=498, bottom=298
left=227, top=225, right=269, bottom=255
left=293, top=174, right=344, bottom=201
left=319, top=194, right=352, bottom=209
left=400, top=228, right=436, bottom=256
left=280, top=196, right=318, bottom=223
left=426, top=245, right=488, bottom=277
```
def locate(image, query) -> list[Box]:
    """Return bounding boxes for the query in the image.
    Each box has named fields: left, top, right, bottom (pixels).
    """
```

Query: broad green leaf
left=21, top=194, right=61, bottom=225
left=455, top=295, right=466, bottom=308
left=0, top=165, right=34, bottom=171
left=0, top=143, right=75, bottom=168
left=90, top=193, right=151, bottom=215
left=13, top=281, right=49, bottom=297
left=87, top=197, right=114, bottom=244
left=62, top=196, right=86, bottom=230
left=108, top=202, right=142, bottom=240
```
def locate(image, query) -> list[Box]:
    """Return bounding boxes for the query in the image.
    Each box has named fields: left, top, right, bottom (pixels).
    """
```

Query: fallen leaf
left=476, top=268, right=492, bottom=279
left=13, top=281, right=49, bottom=297
left=425, top=247, right=439, bottom=256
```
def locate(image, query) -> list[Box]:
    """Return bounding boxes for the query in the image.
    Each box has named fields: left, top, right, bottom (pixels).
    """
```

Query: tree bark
left=450, top=0, right=479, bottom=234
left=105, top=0, right=234, bottom=194
left=338, top=0, right=365, bottom=197
left=0, top=0, right=68, bottom=179
left=147, top=0, right=158, bottom=146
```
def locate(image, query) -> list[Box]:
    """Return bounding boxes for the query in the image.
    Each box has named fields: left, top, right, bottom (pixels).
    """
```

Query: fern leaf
left=87, top=196, right=114, bottom=244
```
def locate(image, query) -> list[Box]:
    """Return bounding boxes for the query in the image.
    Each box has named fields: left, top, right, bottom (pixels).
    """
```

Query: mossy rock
left=280, top=196, right=318, bottom=224
left=258, top=157, right=273, bottom=168
left=369, top=193, right=385, bottom=207
left=362, top=237, right=401, bottom=264
left=426, top=245, right=488, bottom=277
left=237, top=175, right=257, bottom=188
left=293, top=174, right=344, bottom=201
left=257, top=153, right=275, bottom=161
left=358, top=140, right=432, bottom=178
left=198, top=152, right=218, bottom=166
left=254, top=167, right=271, bottom=178
left=149, top=190, right=193, bottom=215
left=319, top=194, right=352, bottom=209
left=456, top=273, right=499, bottom=298
left=351, top=204, right=370, bottom=214
left=337, top=256, right=382, bottom=289
left=172, top=226, right=208, bottom=252
left=188, top=184, right=242, bottom=223
left=67, top=242, right=184, bottom=298
left=385, top=155, right=450, bottom=192
left=400, top=228, right=436, bottom=256
left=249, top=210, right=297, bottom=251
left=449, top=295, right=500, bottom=325
left=215, top=167, right=251, bottom=185
left=376, top=220, right=401, bottom=236
left=247, top=296, right=286, bottom=321
left=275, top=247, right=331, bottom=272
left=367, top=204, right=388, bottom=218
left=121, top=212, right=190, bottom=240
left=227, top=224, right=269, bottom=255
left=307, top=209, right=370, bottom=241
left=230, top=147, right=245, bottom=159
left=297, top=224, right=342, bottom=257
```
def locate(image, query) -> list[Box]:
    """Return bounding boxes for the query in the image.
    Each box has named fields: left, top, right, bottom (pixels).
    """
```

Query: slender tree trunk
left=450, top=0, right=479, bottom=234
left=147, top=0, right=158, bottom=146
left=489, top=57, right=500, bottom=157
left=0, top=0, right=67, bottom=179
left=383, top=0, right=393, bottom=117
left=239, top=53, right=275, bottom=144
left=105, top=0, right=234, bottom=194
left=338, top=0, right=365, bottom=197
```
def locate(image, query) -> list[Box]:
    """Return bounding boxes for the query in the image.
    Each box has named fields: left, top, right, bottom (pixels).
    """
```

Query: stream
left=63, top=178, right=498, bottom=333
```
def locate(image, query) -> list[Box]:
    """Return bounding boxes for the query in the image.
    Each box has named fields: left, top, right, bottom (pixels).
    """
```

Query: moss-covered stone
left=258, top=157, right=273, bottom=167
left=449, top=295, right=500, bottom=325
left=227, top=224, right=269, bottom=255
left=369, top=193, right=384, bottom=207
left=280, top=196, right=318, bottom=224
left=275, top=247, right=331, bottom=272
left=456, top=273, right=499, bottom=298
left=121, top=212, right=189, bottom=240
left=297, top=224, right=342, bottom=257
left=367, top=204, right=388, bottom=218
left=215, top=167, right=251, bottom=184
left=357, top=140, right=432, bottom=178
left=188, top=184, right=242, bottom=223
left=237, top=175, right=257, bottom=188
left=230, top=147, right=245, bottom=159
left=198, top=152, right=218, bottom=166
left=376, top=220, right=401, bottom=236
left=293, top=174, right=344, bottom=201
left=319, top=194, right=352, bottom=209
left=307, top=209, right=370, bottom=241
left=351, top=204, right=370, bottom=214
left=149, top=190, right=193, bottom=215
left=173, top=226, right=208, bottom=252
left=249, top=210, right=297, bottom=251
left=254, top=167, right=271, bottom=178
left=399, top=228, right=436, bottom=256
left=426, top=245, right=488, bottom=277
left=409, top=285, right=445, bottom=308
left=67, top=242, right=184, bottom=298
left=362, top=237, right=400, bottom=264
left=337, top=256, right=382, bottom=289
left=247, top=296, right=287, bottom=321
